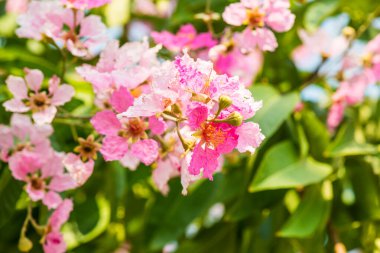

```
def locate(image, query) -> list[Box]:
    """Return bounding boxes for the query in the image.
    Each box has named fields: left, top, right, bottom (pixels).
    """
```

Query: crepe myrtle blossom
left=119, top=52, right=264, bottom=181
left=43, top=199, right=73, bottom=253
left=363, top=34, right=380, bottom=81
left=0, top=114, right=52, bottom=162
left=61, top=0, right=111, bottom=9
left=151, top=24, right=217, bottom=53
left=3, top=69, right=75, bottom=125
left=8, top=151, right=77, bottom=209
left=77, top=39, right=161, bottom=95
left=222, top=0, right=295, bottom=52
left=91, top=87, right=160, bottom=168
left=327, top=72, right=373, bottom=132
left=16, top=1, right=108, bottom=57
left=209, top=33, right=263, bottom=87
left=292, top=28, right=350, bottom=72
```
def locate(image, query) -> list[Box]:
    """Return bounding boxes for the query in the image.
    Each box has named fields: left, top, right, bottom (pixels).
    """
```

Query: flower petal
left=91, top=110, right=121, bottom=136
left=130, top=139, right=159, bottom=165
left=51, top=84, right=75, bottom=106
left=100, top=136, right=129, bottom=161
left=236, top=122, right=265, bottom=154
left=32, top=106, right=57, bottom=125
left=6, top=76, right=28, bottom=99
left=25, top=68, right=44, bottom=92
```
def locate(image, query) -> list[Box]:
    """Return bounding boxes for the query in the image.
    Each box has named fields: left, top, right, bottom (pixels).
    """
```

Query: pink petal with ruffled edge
left=91, top=110, right=121, bottom=136
left=100, top=136, right=129, bottom=161
left=63, top=153, right=94, bottom=186
left=130, top=139, right=159, bottom=165
left=188, top=144, right=220, bottom=180
left=236, top=122, right=265, bottom=153
left=120, top=151, right=140, bottom=170
left=222, top=3, right=247, bottom=26
left=110, top=87, right=134, bottom=113
left=149, top=116, right=167, bottom=135
left=186, top=103, right=209, bottom=130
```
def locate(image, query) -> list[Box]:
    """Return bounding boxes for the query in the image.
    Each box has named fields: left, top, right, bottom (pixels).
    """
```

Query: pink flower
left=48, top=199, right=73, bottom=231
left=16, top=1, right=108, bottom=58
left=222, top=0, right=295, bottom=51
left=119, top=52, right=264, bottom=181
left=327, top=101, right=345, bottom=132
left=0, top=113, right=53, bottom=161
left=8, top=151, right=77, bottom=209
left=61, top=0, right=111, bottom=9
left=3, top=69, right=75, bottom=125
left=44, top=199, right=73, bottom=253
left=151, top=24, right=217, bottom=52
left=327, top=72, right=373, bottom=131
left=64, top=13, right=108, bottom=57
left=211, top=38, right=263, bottom=87
left=16, top=1, right=70, bottom=41
left=365, top=34, right=380, bottom=81
left=292, top=29, right=349, bottom=71
left=77, top=39, right=161, bottom=94
left=91, top=88, right=159, bottom=167
left=43, top=232, right=67, bottom=253
left=63, top=153, right=94, bottom=186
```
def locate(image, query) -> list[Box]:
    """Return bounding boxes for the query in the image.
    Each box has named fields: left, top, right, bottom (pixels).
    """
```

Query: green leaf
left=175, top=223, right=237, bottom=253
left=250, top=142, right=332, bottom=192
left=251, top=86, right=300, bottom=139
left=346, top=159, right=380, bottom=220
left=0, top=169, right=23, bottom=228
left=225, top=190, right=286, bottom=222
left=304, top=0, right=339, bottom=31
left=278, top=182, right=332, bottom=238
left=301, top=110, right=330, bottom=160
left=325, top=123, right=379, bottom=157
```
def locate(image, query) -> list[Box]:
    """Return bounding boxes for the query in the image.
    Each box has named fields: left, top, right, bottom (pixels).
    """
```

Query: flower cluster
left=81, top=41, right=265, bottom=194
left=0, top=1, right=113, bottom=250
left=1, top=69, right=96, bottom=252
left=0, top=0, right=281, bottom=251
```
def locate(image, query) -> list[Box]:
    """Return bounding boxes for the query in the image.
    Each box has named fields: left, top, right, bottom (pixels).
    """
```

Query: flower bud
left=342, top=26, right=355, bottom=39
left=218, top=95, right=232, bottom=111
left=18, top=236, right=33, bottom=252
left=215, top=111, right=243, bottom=126
left=182, top=139, right=195, bottom=151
